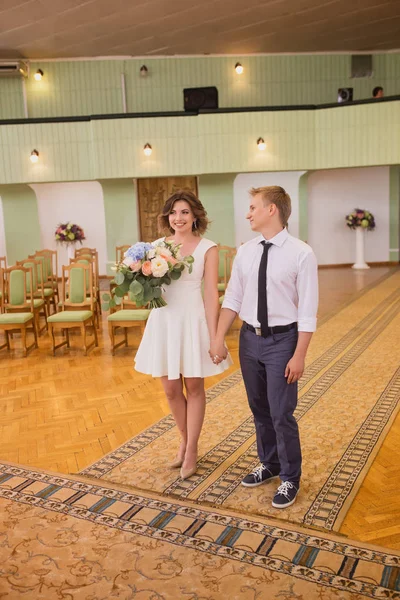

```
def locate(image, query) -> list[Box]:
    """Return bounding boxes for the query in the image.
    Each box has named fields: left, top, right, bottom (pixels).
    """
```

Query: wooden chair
left=116, top=245, right=131, bottom=264
left=13, top=259, right=47, bottom=334
left=107, top=294, right=150, bottom=355
left=34, top=250, right=59, bottom=308
left=217, top=245, right=236, bottom=295
left=75, top=247, right=101, bottom=312
left=0, top=258, right=5, bottom=304
left=68, top=257, right=100, bottom=327
left=47, top=263, right=98, bottom=356
left=0, top=266, right=38, bottom=356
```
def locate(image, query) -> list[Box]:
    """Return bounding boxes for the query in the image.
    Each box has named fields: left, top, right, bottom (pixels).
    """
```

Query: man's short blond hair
left=250, top=186, right=292, bottom=227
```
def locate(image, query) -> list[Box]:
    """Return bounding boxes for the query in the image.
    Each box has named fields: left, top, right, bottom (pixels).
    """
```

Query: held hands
left=285, top=354, right=305, bottom=384
left=209, top=339, right=228, bottom=365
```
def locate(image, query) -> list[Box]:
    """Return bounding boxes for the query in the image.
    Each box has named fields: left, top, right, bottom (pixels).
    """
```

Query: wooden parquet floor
left=0, top=266, right=399, bottom=549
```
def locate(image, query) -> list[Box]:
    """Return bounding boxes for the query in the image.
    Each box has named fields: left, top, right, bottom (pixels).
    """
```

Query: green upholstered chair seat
left=44, top=282, right=57, bottom=288
left=35, top=289, right=53, bottom=297
left=48, top=310, right=93, bottom=323
left=0, top=312, right=34, bottom=324
left=33, top=298, right=45, bottom=308
left=219, top=294, right=225, bottom=305
left=217, top=282, right=226, bottom=291
left=108, top=309, right=150, bottom=322
left=58, top=297, right=97, bottom=307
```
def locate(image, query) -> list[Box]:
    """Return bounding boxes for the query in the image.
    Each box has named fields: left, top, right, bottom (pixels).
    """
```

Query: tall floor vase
left=352, top=227, right=370, bottom=270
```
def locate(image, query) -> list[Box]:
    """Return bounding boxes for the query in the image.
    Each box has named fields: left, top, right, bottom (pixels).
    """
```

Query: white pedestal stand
left=66, top=244, right=75, bottom=262
left=352, top=227, right=370, bottom=270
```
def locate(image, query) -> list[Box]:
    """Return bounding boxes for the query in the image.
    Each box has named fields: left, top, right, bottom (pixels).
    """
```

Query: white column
left=352, top=227, right=370, bottom=269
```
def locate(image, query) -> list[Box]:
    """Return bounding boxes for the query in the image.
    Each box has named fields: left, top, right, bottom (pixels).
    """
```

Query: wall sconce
left=235, top=62, right=244, bottom=74
left=257, top=137, right=266, bottom=151
left=30, top=149, right=39, bottom=163
left=34, top=69, right=44, bottom=81
left=143, top=143, right=152, bottom=156
left=140, top=65, right=148, bottom=77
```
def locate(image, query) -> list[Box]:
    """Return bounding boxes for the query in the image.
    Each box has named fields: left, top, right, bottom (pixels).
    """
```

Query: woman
left=135, top=190, right=232, bottom=479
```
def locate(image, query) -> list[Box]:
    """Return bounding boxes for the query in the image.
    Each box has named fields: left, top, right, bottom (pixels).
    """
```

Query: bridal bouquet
left=102, top=240, right=194, bottom=310
left=345, top=209, right=376, bottom=231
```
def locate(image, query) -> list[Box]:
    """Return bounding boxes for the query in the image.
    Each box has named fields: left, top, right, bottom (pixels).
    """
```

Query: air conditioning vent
left=0, top=61, right=28, bottom=78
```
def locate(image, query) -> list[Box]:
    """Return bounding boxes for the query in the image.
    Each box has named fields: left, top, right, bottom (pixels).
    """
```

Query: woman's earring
left=193, top=220, right=197, bottom=230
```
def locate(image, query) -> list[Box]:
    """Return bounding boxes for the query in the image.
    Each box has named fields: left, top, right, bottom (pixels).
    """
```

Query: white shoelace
left=251, top=464, right=268, bottom=481
left=276, top=481, right=295, bottom=499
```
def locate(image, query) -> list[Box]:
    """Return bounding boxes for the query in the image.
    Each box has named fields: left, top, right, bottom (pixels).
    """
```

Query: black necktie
left=257, top=241, right=272, bottom=336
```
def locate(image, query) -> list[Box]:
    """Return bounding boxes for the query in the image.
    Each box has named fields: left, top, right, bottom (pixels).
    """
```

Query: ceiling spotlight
left=257, top=137, right=266, bottom=151
left=235, top=62, right=244, bottom=74
left=140, top=65, right=148, bottom=77
left=34, top=69, right=44, bottom=81
left=143, top=143, right=152, bottom=156
left=30, top=149, right=39, bottom=163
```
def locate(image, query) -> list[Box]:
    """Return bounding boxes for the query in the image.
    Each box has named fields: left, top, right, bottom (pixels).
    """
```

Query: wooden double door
left=137, top=176, right=197, bottom=242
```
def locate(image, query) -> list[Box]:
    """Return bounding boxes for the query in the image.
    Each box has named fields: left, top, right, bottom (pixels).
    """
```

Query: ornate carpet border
left=1, top=462, right=400, bottom=600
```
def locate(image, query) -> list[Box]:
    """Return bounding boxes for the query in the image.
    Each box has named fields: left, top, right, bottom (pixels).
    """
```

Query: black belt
left=243, top=322, right=297, bottom=338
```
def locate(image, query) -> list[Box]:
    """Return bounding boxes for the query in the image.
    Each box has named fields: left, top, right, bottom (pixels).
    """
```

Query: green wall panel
left=0, top=184, right=41, bottom=264
left=0, top=79, right=25, bottom=120
left=99, top=179, right=139, bottom=274
left=0, top=53, right=398, bottom=120
left=198, top=173, right=236, bottom=246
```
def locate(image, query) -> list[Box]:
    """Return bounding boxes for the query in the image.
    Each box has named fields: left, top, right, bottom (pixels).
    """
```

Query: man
left=210, top=186, right=318, bottom=509
left=372, top=86, right=384, bottom=98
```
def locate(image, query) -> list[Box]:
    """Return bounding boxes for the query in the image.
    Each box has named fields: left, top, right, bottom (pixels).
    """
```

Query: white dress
left=134, top=237, right=233, bottom=380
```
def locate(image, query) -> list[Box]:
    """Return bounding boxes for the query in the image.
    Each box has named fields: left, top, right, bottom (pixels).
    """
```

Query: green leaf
left=114, top=286, right=126, bottom=298
left=170, top=270, right=181, bottom=280
left=115, top=272, right=124, bottom=285
left=109, top=298, right=116, bottom=308
left=153, top=287, right=161, bottom=298
left=115, top=295, right=122, bottom=305
left=101, top=303, right=109, bottom=312
left=102, top=293, right=111, bottom=302
left=125, top=271, right=134, bottom=280
left=130, top=280, right=144, bottom=295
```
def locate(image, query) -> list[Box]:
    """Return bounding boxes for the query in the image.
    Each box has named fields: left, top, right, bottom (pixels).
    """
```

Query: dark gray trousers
left=239, top=325, right=301, bottom=484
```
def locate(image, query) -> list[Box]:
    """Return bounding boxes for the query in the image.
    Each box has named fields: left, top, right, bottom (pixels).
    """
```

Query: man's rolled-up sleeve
left=297, top=250, right=319, bottom=332
left=221, top=251, right=243, bottom=314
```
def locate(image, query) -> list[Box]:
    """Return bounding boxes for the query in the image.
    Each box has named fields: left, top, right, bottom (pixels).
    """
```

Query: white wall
left=0, top=196, right=6, bottom=261
left=233, top=171, right=306, bottom=247
left=30, top=182, right=108, bottom=274
left=308, top=167, right=390, bottom=265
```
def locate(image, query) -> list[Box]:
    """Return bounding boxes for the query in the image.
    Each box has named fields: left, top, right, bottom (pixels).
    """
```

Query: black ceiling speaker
left=183, top=86, right=218, bottom=111
left=337, top=87, right=353, bottom=103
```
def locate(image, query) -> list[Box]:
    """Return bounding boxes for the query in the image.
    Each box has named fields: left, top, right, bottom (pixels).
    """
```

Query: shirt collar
left=257, top=228, right=288, bottom=248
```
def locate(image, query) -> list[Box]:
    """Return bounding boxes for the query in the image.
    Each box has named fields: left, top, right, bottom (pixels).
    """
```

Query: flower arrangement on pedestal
left=345, top=209, right=376, bottom=231
left=55, top=222, right=86, bottom=245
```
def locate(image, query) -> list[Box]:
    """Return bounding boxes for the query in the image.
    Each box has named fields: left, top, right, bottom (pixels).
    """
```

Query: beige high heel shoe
left=180, top=452, right=198, bottom=479
left=180, top=464, right=197, bottom=479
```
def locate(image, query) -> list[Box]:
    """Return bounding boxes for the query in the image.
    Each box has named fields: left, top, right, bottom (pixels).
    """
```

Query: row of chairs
left=0, top=248, right=100, bottom=356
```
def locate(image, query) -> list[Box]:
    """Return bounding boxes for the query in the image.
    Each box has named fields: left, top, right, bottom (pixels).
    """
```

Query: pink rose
left=142, top=261, right=152, bottom=276
left=161, top=254, right=177, bottom=265
left=130, top=261, right=142, bottom=272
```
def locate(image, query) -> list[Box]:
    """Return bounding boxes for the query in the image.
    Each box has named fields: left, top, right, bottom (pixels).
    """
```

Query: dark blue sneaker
left=241, top=464, right=279, bottom=487
left=272, top=481, right=299, bottom=508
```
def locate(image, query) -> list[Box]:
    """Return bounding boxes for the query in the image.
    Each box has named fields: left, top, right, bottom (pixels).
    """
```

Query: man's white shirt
left=222, top=228, right=318, bottom=332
